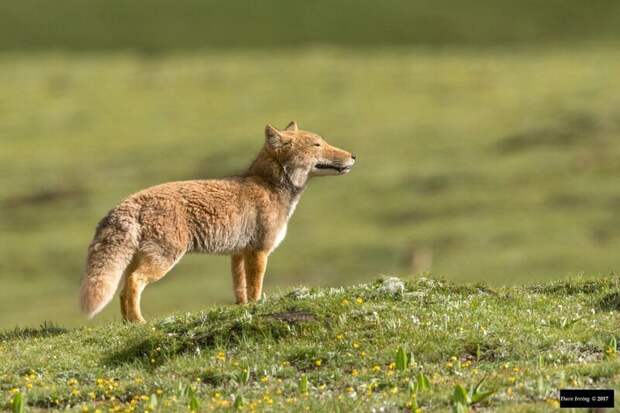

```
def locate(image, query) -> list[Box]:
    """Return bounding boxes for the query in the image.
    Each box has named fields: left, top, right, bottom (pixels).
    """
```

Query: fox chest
left=270, top=223, right=288, bottom=253
left=269, top=197, right=299, bottom=252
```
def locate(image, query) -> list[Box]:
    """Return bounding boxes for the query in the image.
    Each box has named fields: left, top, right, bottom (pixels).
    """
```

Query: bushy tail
left=80, top=213, right=139, bottom=318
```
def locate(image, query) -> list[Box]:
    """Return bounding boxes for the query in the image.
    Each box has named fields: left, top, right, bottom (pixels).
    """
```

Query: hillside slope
left=1, top=275, right=619, bottom=412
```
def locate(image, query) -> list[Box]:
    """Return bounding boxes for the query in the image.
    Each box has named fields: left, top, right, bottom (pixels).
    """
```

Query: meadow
left=2, top=46, right=620, bottom=327
left=1, top=275, right=619, bottom=412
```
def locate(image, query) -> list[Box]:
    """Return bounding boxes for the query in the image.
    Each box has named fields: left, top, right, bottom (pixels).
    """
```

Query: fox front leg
left=231, top=254, right=247, bottom=304
left=244, top=251, right=268, bottom=302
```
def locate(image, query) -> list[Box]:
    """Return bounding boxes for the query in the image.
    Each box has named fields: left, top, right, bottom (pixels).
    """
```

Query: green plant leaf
left=609, top=336, right=617, bottom=354
left=408, top=379, right=418, bottom=396
left=299, top=374, right=309, bottom=394
left=234, top=394, right=244, bottom=410
left=395, top=346, right=409, bottom=371
left=240, top=367, right=250, bottom=384
left=176, top=382, right=188, bottom=397
left=416, top=372, right=431, bottom=391
left=473, top=376, right=486, bottom=394
left=12, top=393, right=24, bottom=413
left=451, top=401, right=468, bottom=413
left=188, top=387, right=199, bottom=412
left=451, top=384, right=469, bottom=405
left=471, top=389, right=496, bottom=404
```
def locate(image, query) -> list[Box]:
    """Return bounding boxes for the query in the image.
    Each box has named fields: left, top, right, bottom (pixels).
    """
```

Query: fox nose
left=351, top=154, right=357, bottom=160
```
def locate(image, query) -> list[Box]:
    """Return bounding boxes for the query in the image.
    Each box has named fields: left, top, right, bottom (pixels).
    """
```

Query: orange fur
left=79, top=122, right=356, bottom=322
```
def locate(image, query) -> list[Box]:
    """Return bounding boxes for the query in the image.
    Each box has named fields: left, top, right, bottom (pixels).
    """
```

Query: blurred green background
left=1, top=1, right=620, bottom=327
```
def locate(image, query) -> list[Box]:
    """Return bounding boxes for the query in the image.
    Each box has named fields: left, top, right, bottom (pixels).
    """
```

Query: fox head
left=264, top=121, right=356, bottom=188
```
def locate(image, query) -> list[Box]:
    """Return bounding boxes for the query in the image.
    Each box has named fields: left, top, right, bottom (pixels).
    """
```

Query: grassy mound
left=1, top=275, right=619, bottom=411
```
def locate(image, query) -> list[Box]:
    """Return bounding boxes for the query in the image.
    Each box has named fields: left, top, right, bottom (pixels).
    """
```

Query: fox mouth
left=314, top=163, right=351, bottom=173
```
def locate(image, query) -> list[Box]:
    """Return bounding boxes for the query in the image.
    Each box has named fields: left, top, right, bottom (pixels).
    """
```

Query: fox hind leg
left=121, top=272, right=148, bottom=323
left=231, top=254, right=247, bottom=304
left=119, top=257, right=140, bottom=320
left=120, top=251, right=183, bottom=323
left=244, top=251, right=268, bottom=302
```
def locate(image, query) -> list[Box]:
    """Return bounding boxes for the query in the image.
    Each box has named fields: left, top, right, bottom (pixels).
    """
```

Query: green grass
left=1, top=0, right=620, bottom=51
left=2, top=46, right=620, bottom=327
left=1, top=275, right=619, bottom=412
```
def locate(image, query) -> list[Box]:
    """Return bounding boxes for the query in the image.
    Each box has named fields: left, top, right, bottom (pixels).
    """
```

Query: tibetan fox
left=80, top=122, right=356, bottom=322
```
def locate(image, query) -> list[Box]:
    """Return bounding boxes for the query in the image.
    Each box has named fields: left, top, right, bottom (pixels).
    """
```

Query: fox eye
left=313, top=143, right=321, bottom=147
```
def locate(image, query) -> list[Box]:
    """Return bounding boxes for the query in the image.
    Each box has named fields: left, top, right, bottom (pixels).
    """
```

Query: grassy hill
left=2, top=47, right=620, bottom=327
left=1, top=275, right=619, bottom=412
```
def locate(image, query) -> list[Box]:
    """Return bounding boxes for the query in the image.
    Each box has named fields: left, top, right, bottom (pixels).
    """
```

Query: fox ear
left=265, top=124, right=283, bottom=147
left=284, top=121, right=298, bottom=132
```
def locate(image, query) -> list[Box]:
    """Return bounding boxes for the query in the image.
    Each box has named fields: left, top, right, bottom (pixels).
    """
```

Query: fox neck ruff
left=244, top=148, right=307, bottom=198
